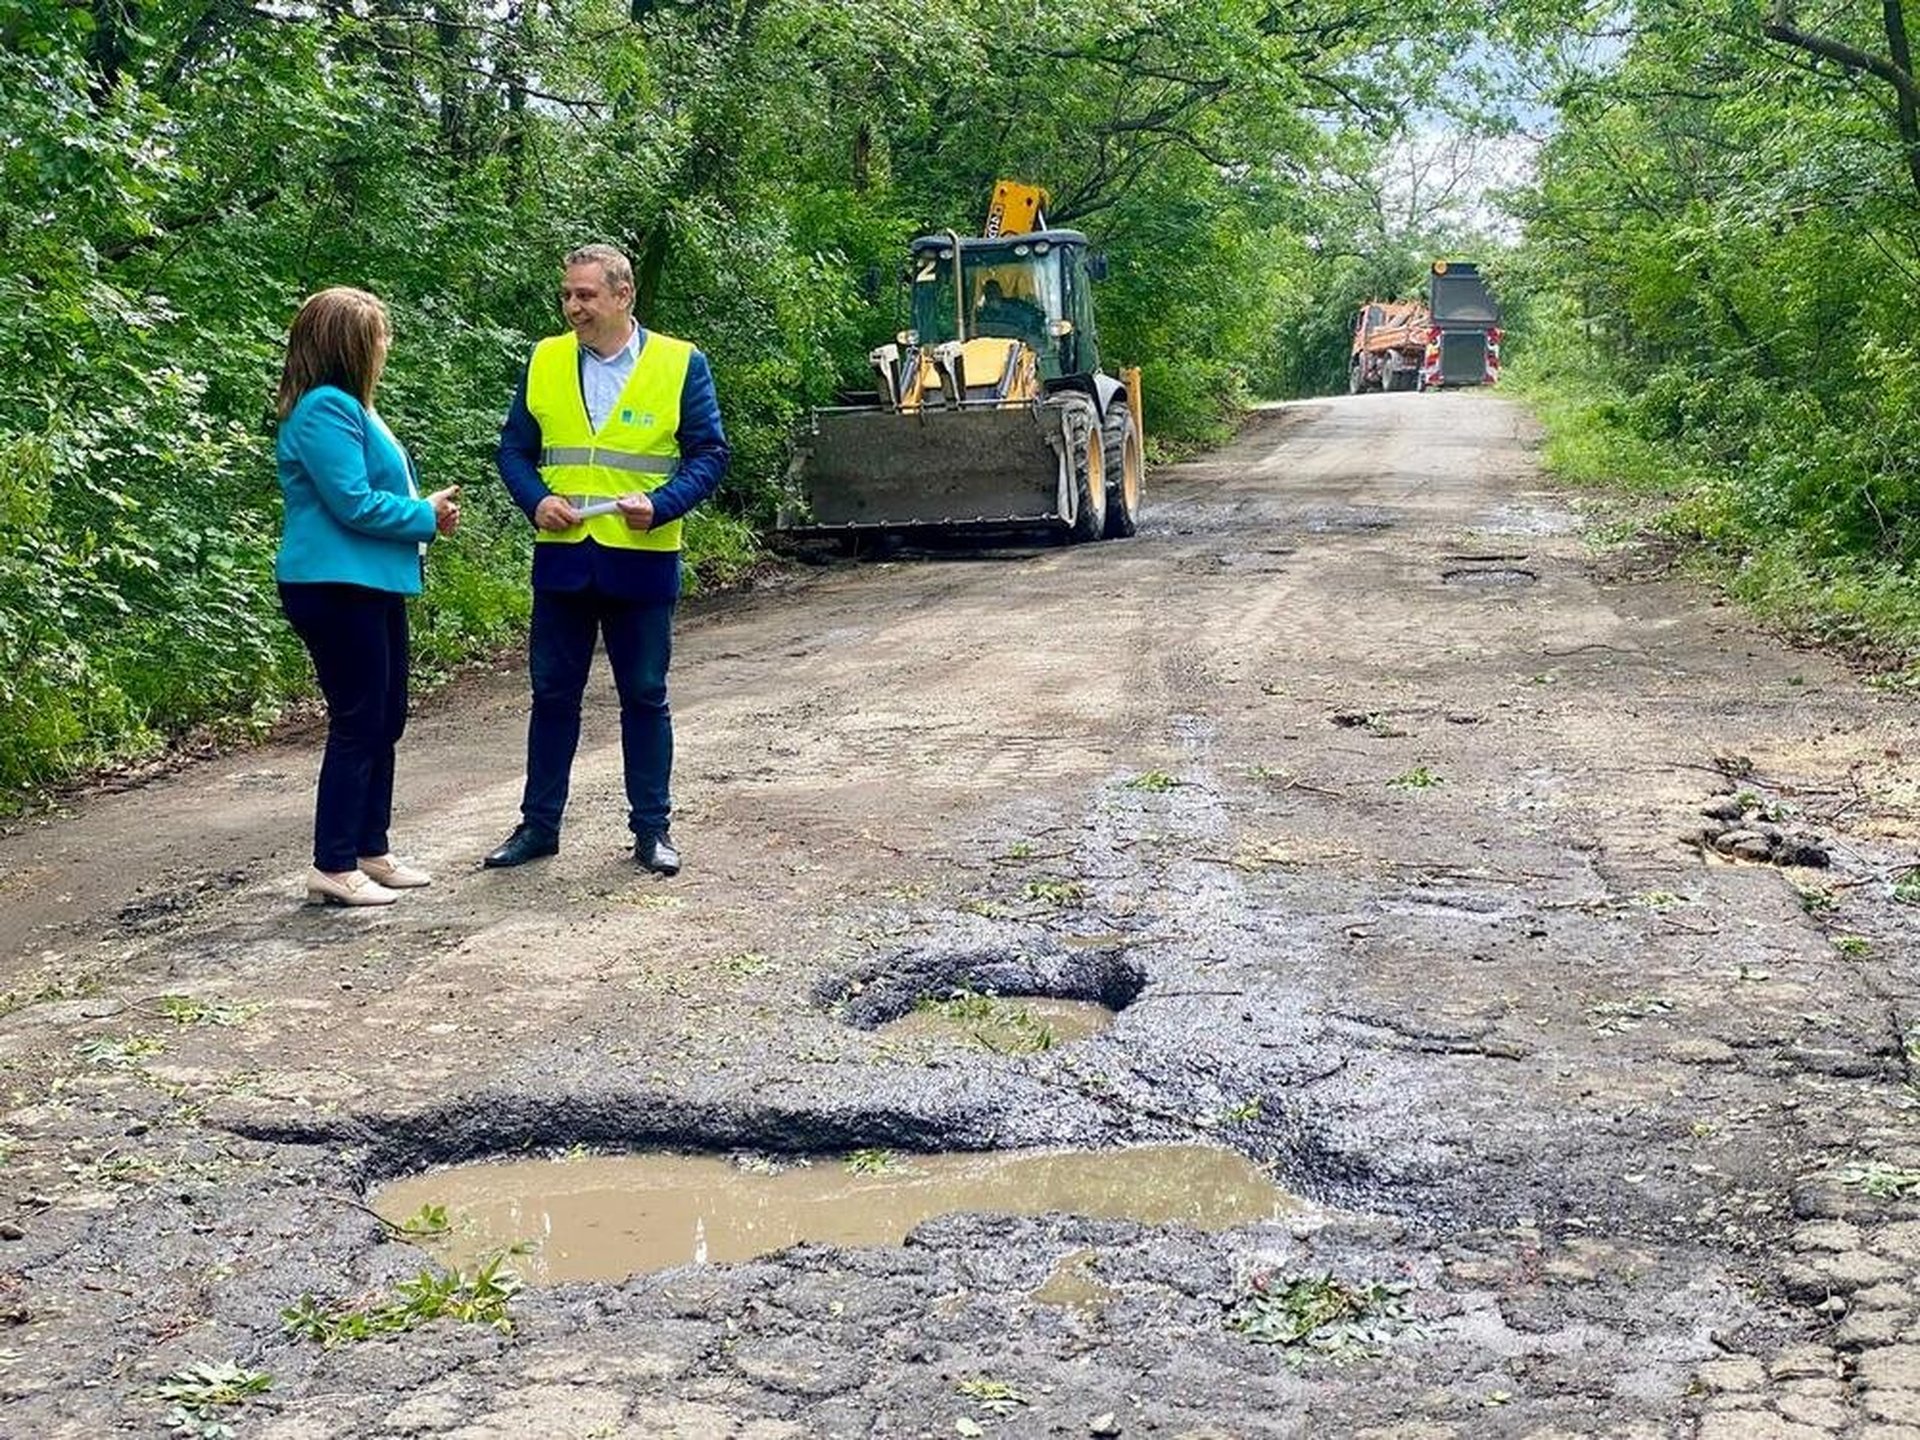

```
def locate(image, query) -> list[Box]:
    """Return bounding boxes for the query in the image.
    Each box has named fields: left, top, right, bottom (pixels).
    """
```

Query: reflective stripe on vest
left=525, top=330, right=695, bottom=553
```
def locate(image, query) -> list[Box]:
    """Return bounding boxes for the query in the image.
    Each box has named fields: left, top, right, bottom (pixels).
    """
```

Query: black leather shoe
left=483, top=824, right=558, bottom=869
left=634, top=832, right=680, bottom=876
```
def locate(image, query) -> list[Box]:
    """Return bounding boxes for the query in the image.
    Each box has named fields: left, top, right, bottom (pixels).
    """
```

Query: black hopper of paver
left=818, top=938, right=1147, bottom=1029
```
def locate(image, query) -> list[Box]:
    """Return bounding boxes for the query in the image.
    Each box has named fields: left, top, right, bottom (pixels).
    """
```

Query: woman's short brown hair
left=276, top=287, right=389, bottom=419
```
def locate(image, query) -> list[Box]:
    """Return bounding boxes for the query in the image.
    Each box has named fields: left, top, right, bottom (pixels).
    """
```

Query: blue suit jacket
left=275, top=387, right=438, bottom=594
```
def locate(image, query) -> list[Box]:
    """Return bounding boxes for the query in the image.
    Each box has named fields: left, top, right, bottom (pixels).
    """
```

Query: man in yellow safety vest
left=483, top=243, right=730, bottom=876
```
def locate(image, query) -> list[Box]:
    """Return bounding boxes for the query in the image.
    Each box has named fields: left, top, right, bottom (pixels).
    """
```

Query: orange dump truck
left=1349, top=300, right=1431, bottom=393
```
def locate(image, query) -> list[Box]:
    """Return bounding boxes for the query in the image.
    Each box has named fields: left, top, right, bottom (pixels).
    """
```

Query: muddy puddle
left=876, top=995, right=1114, bottom=1051
left=1033, top=1247, right=1119, bottom=1313
left=376, top=1144, right=1293, bottom=1284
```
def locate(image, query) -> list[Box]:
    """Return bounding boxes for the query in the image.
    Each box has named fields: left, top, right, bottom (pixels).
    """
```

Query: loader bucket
left=784, top=404, right=1074, bottom=533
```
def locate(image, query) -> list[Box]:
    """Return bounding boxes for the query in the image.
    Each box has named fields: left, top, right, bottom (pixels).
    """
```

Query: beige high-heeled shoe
left=306, top=867, right=400, bottom=906
left=357, top=853, right=432, bottom=888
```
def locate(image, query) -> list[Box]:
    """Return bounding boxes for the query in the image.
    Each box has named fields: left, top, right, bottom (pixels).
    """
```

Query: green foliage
left=1836, top=1161, right=1920, bottom=1201
left=159, top=995, right=261, bottom=1028
left=0, top=0, right=1523, bottom=798
left=843, top=1147, right=909, bottom=1175
left=280, top=1252, right=522, bottom=1345
left=1510, top=0, right=1920, bottom=666
left=914, top=987, right=1058, bottom=1054
left=956, top=1377, right=1029, bottom=1417
left=392, top=1203, right=451, bottom=1238
left=73, top=1033, right=166, bottom=1069
left=1021, top=878, right=1087, bottom=906
left=151, top=1360, right=272, bottom=1440
left=1227, top=1271, right=1415, bottom=1361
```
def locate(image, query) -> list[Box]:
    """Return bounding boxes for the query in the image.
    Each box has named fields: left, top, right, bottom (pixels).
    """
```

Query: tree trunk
left=503, top=0, right=529, bottom=200
left=635, top=223, right=669, bottom=327
left=86, top=0, right=135, bottom=103
left=1765, top=0, right=1920, bottom=203
left=436, top=0, right=472, bottom=166
left=1883, top=1, right=1920, bottom=201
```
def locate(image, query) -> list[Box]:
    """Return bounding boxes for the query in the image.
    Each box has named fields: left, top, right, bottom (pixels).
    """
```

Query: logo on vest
left=620, top=408, right=635, bottom=425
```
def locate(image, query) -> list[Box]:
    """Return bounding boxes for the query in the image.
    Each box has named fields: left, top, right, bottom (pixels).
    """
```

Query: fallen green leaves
left=844, top=1147, right=910, bottom=1176
left=1836, top=1161, right=1920, bottom=1201
left=956, top=1376, right=1029, bottom=1417
left=915, top=988, right=1058, bottom=1054
left=73, top=1034, right=166, bottom=1069
left=391, top=1202, right=450, bottom=1238
left=1586, top=995, right=1675, bottom=1035
left=281, top=1253, right=522, bottom=1345
left=1021, top=878, right=1086, bottom=907
left=159, top=995, right=263, bottom=1027
left=151, top=1360, right=271, bottom=1439
left=1227, top=1271, right=1415, bottom=1363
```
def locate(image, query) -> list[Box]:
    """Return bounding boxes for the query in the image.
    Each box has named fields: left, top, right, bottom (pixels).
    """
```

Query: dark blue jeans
left=279, top=582, right=409, bottom=872
left=521, top=587, right=674, bottom=840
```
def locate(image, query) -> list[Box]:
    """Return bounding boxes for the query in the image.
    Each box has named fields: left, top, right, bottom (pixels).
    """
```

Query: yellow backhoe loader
left=780, top=181, right=1144, bottom=543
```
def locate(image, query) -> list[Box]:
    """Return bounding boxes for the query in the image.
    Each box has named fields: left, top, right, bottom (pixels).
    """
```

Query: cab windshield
left=910, top=242, right=1065, bottom=350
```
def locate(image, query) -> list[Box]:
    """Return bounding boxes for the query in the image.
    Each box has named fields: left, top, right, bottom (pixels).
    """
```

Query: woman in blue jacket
left=275, top=287, right=460, bottom=906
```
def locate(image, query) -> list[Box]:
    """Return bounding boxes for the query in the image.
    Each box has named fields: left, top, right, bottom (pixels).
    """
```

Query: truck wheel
left=1348, top=362, right=1363, bottom=395
left=1064, top=396, right=1107, bottom=543
left=1102, top=402, right=1143, bottom=539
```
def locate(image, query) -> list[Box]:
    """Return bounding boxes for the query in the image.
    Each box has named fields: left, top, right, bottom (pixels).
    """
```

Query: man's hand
left=616, top=492, right=655, bottom=531
left=534, top=495, right=580, bottom=532
left=429, top=485, right=461, bottom=536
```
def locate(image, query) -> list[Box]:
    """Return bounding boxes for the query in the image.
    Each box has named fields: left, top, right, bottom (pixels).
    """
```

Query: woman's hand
left=429, top=485, right=461, bottom=536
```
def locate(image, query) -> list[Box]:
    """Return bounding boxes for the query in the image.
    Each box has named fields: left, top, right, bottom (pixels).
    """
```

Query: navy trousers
left=279, top=582, right=409, bottom=872
left=520, top=587, right=674, bottom=840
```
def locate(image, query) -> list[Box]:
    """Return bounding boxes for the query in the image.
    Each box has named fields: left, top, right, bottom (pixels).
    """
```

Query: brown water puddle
left=375, top=1144, right=1292, bottom=1285
left=875, top=996, right=1114, bottom=1052
left=1033, top=1247, right=1118, bottom=1313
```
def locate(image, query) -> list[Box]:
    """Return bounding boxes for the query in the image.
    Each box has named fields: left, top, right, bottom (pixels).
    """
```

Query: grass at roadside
left=0, top=516, right=770, bottom=820
left=1507, top=358, right=1920, bottom=688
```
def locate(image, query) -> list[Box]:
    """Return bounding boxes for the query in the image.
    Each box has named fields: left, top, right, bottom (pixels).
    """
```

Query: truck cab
left=906, top=230, right=1104, bottom=384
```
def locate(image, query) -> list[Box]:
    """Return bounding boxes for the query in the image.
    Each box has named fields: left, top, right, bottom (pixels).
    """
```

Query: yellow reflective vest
left=525, top=329, right=694, bottom=553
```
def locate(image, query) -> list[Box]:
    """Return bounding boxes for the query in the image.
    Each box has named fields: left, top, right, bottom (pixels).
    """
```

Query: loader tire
left=1063, top=396, right=1108, bottom=544
left=1102, top=401, right=1143, bottom=539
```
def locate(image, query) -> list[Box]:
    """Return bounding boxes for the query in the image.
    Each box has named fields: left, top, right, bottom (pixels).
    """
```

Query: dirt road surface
left=5, top=393, right=1920, bottom=1439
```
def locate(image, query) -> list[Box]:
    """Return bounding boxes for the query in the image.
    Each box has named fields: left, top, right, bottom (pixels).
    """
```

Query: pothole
left=876, top=995, right=1115, bottom=1052
left=1301, top=506, right=1398, bottom=533
left=374, top=1144, right=1294, bottom=1284
left=1441, top=566, right=1537, bottom=588
left=825, top=944, right=1147, bottom=1036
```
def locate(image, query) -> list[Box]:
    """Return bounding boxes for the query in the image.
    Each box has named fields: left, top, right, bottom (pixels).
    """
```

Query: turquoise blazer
left=275, top=386, right=438, bottom=595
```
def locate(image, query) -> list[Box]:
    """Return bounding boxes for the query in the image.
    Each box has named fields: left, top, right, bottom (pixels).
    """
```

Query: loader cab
left=908, top=230, right=1102, bottom=380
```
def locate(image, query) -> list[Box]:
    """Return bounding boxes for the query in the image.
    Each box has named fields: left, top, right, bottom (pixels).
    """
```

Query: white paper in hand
left=573, top=498, right=621, bottom=519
